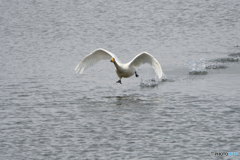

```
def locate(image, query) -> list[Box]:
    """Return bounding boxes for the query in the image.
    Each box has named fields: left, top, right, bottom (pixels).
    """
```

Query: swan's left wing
left=75, top=48, right=119, bottom=74
left=129, top=52, right=163, bottom=79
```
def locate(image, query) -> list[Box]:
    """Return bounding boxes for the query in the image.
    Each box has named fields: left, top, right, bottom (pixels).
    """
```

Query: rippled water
left=1, top=0, right=240, bottom=159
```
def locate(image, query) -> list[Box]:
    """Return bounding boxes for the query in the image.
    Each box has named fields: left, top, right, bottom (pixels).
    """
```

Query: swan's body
left=75, top=48, right=163, bottom=84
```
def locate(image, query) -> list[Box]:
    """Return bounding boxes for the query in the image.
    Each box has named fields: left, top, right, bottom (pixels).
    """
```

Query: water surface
left=0, top=0, right=240, bottom=159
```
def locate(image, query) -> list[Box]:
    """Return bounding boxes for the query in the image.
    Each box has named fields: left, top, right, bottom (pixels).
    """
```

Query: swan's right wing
left=75, top=48, right=118, bottom=74
left=129, top=52, right=163, bottom=79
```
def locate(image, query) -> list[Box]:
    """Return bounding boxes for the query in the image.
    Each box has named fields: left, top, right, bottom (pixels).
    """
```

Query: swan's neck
left=113, top=61, right=121, bottom=70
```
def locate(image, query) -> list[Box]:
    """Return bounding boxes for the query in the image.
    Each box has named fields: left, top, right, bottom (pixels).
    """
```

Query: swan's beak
left=110, top=58, right=114, bottom=62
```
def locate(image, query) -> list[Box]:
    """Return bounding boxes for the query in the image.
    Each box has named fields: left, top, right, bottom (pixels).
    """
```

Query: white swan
left=75, top=48, right=163, bottom=84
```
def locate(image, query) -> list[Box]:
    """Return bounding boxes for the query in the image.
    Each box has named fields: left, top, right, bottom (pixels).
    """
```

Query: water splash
left=162, top=72, right=167, bottom=81
left=188, top=59, right=208, bottom=75
left=140, top=76, right=159, bottom=87
left=161, top=73, right=175, bottom=82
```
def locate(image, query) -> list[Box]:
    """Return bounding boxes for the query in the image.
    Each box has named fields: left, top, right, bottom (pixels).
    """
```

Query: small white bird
left=75, top=48, right=163, bottom=84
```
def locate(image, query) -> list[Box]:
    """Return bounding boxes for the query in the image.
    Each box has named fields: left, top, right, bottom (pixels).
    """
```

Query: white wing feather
left=75, top=48, right=119, bottom=74
left=129, top=52, right=163, bottom=79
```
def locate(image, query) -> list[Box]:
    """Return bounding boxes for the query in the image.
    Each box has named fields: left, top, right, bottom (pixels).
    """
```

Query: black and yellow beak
left=110, top=58, right=114, bottom=62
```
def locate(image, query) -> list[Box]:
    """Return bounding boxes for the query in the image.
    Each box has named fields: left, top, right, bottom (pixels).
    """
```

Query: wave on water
left=205, top=63, right=228, bottom=69
left=205, top=53, right=240, bottom=69
left=212, top=57, right=239, bottom=63
left=188, top=59, right=208, bottom=75
left=228, top=52, right=240, bottom=57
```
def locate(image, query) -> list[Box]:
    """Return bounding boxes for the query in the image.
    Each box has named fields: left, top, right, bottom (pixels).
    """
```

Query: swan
left=75, top=48, right=163, bottom=84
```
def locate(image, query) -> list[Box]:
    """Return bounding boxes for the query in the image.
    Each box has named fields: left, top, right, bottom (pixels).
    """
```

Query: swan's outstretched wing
left=75, top=48, right=119, bottom=74
left=129, top=52, right=163, bottom=79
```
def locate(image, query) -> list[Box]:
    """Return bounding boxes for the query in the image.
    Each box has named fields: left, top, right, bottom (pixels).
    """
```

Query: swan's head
left=110, top=57, right=115, bottom=63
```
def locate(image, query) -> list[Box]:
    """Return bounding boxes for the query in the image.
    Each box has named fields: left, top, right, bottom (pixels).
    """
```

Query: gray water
left=1, top=0, right=240, bottom=159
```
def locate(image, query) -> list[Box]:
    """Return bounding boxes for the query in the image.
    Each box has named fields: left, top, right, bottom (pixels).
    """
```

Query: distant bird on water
left=75, top=48, right=163, bottom=84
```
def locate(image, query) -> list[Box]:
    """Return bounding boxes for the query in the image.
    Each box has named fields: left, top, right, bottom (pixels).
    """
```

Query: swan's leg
left=135, top=71, right=139, bottom=77
left=116, top=75, right=122, bottom=84
left=116, top=80, right=122, bottom=84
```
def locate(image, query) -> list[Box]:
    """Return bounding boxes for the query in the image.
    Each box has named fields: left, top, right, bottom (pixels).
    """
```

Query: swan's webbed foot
left=135, top=71, right=139, bottom=77
left=116, top=80, right=122, bottom=84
